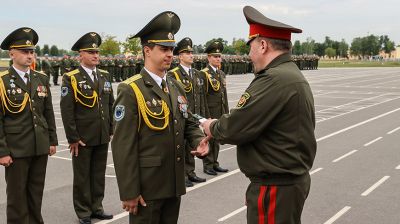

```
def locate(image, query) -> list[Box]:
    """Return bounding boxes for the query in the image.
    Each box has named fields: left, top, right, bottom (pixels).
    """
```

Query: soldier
left=60, top=54, right=72, bottom=74
left=50, top=56, right=61, bottom=85
left=41, top=54, right=54, bottom=77
left=0, top=27, right=58, bottom=224
left=199, top=41, right=229, bottom=176
left=201, top=6, right=316, bottom=224
left=60, top=32, right=114, bottom=224
left=167, top=37, right=208, bottom=187
left=111, top=11, right=209, bottom=224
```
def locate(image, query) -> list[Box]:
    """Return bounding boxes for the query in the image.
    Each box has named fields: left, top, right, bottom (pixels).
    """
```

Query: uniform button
left=31, top=99, right=35, bottom=103
left=176, top=131, right=179, bottom=136
left=33, top=108, right=36, bottom=111
left=99, top=98, right=102, bottom=100
left=33, top=116, right=36, bottom=119
left=34, top=124, right=37, bottom=127
left=174, top=120, right=178, bottom=124
left=176, top=157, right=181, bottom=162
left=177, top=145, right=180, bottom=149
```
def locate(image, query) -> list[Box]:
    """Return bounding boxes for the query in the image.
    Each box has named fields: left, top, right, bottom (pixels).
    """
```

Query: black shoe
left=188, top=175, right=206, bottom=183
left=185, top=179, right=194, bottom=187
left=91, top=211, right=113, bottom=220
left=203, top=168, right=218, bottom=176
left=79, top=217, right=91, bottom=224
left=214, top=166, right=229, bottom=172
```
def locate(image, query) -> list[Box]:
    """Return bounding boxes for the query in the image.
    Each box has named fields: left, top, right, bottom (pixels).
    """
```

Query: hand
left=200, top=119, right=217, bottom=137
left=49, top=146, right=56, bottom=156
left=122, top=195, right=147, bottom=215
left=69, top=140, right=86, bottom=157
left=191, top=136, right=210, bottom=157
left=0, top=155, right=13, bottom=167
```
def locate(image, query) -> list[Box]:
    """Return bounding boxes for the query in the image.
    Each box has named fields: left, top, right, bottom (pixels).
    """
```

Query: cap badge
left=168, top=32, right=174, bottom=40
left=92, top=43, right=97, bottom=48
left=90, top=33, right=97, bottom=37
left=23, top=29, right=31, bottom=33
left=167, top=12, right=174, bottom=18
left=26, top=40, right=32, bottom=45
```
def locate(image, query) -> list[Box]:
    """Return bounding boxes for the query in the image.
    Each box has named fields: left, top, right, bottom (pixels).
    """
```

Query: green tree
left=232, top=38, right=249, bottom=55
left=42, top=44, right=50, bottom=55
left=379, top=35, right=395, bottom=57
left=122, top=37, right=141, bottom=54
left=35, top=46, right=42, bottom=56
left=292, top=40, right=302, bottom=55
left=301, top=37, right=315, bottom=55
left=193, top=44, right=204, bottom=54
left=99, top=35, right=121, bottom=55
left=338, top=39, right=349, bottom=58
left=313, top=42, right=325, bottom=56
left=325, top=47, right=336, bottom=58
left=50, top=45, right=59, bottom=56
left=350, top=37, right=363, bottom=57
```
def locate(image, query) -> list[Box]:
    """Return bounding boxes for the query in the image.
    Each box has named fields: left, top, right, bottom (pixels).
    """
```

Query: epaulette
left=201, top=68, right=209, bottom=72
left=0, top=70, right=9, bottom=78
left=34, top=70, right=47, bottom=76
left=98, top=69, right=109, bottom=73
left=169, top=67, right=179, bottom=72
left=123, top=74, right=142, bottom=84
left=65, top=69, right=79, bottom=77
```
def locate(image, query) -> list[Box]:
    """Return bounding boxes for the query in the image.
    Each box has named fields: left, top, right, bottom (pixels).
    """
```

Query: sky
left=1, top=0, right=399, bottom=50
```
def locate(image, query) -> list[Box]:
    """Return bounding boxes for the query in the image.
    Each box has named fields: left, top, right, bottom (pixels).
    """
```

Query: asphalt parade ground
left=1, top=67, right=400, bottom=224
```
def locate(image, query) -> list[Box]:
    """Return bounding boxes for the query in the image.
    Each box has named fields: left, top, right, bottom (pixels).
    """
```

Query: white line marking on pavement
left=57, top=149, right=70, bottom=153
left=361, top=176, right=390, bottom=196
left=220, top=146, right=236, bottom=152
left=317, top=107, right=400, bottom=142
left=387, top=126, right=400, bottom=135
left=51, top=155, right=71, bottom=161
left=59, top=143, right=69, bottom=147
left=396, top=165, right=400, bottom=170
left=332, top=150, right=358, bottom=163
left=363, top=137, right=383, bottom=147
left=98, top=169, right=242, bottom=223
left=323, top=206, right=351, bottom=224
left=309, top=167, right=323, bottom=175
left=217, top=206, right=247, bottom=222
left=105, top=175, right=116, bottom=178
left=57, top=126, right=64, bottom=129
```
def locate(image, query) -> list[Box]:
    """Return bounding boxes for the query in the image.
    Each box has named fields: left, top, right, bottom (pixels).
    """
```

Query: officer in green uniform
left=201, top=6, right=316, bottom=224
left=167, top=37, right=208, bottom=187
left=60, top=54, right=72, bottom=74
left=0, top=27, right=58, bottom=224
left=60, top=32, right=114, bottom=224
left=50, top=56, right=61, bottom=85
left=111, top=11, right=209, bottom=224
left=200, top=41, right=229, bottom=176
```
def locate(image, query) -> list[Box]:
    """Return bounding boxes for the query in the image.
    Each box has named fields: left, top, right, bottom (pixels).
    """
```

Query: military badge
left=237, top=92, right=251, bottom=108
left=16, top=88, right=22, bottom=94
left=61, top=87, right=68, bottom=97
left=197, top=78, right=203, bottom=86
left=114, top=105, right=125, bottom=121
left=179, top=103, right=188, bottom=118
left=146, top=101, right=151, bottom=107
left=12, top=89, right=16, bottom=95
left=152, top=98, right=157, bottom=106
left=157, top=100, right=162, bottom=105
left=177, top=95, right=187, bottom=104
left=104, top=81, right=111, bottom=88
left=10, top=83, right=15, bottom=88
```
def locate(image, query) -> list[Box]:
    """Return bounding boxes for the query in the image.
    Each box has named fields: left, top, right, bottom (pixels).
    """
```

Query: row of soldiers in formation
left=15, top=53, right=319, bottom=85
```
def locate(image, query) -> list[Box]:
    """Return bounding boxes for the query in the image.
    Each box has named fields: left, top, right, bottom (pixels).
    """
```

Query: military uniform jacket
left=60, top=66, right=114, bottom=146
left=210, top=53, right=316, bottom=185
left=199, top=65, right=229, bottom=118
left=167, top=64, right=208, bottom=117
left=111, top=69, right=204, bottom=201
left=0, top=68, right=58, bottom=158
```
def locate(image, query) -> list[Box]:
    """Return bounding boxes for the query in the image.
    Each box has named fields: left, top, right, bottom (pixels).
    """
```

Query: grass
left=319, top=60, right=400, bottom=67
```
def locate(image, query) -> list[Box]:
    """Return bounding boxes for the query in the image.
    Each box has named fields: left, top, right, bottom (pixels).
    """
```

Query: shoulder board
left=201, top=68, right=209, bottom=72
left=98, top=69, right=109, bottom=74
left=0, top=70, right=9, bottom=78
left=123, top=74, right=142, bottom=84
left=34, top=70, right=47, bottom=76
left=65, top=69, right=80, bottom=77
left=169, top=67, right=179, bottom=72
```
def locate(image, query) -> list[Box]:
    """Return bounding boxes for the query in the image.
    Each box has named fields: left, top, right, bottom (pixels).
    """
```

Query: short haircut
left=259, top=37, right=292, bottom=52
left=142, top=43, right=156, bottom=59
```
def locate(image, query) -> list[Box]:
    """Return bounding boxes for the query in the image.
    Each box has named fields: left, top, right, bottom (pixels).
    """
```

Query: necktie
left=24, top=73, right=30, bottom=90
left=161, top=79, right=169, bottom=94
left=188, top=68, right=192, bottom=78
left=92, top=71, right=99, bottom=91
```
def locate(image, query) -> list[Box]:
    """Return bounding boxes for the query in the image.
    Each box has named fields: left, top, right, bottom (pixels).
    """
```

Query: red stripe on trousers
left=268, top=186, right=277, bottom=224
left=258, top=186, right=267, bottom=224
